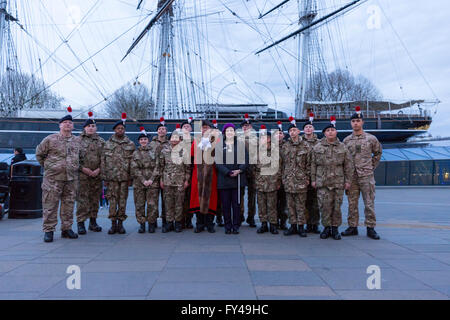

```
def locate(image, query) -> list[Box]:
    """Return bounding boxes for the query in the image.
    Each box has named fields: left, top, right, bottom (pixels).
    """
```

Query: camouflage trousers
left=277, top=187, right=288, bottom=223
left=133, top=187, right=159, bottom=224
left=317, top=187, right=343, bottom=227
left=42, top=179, right=77, bottom=232
left=76, top=178, right=102, bottom=223
left=163, top=186, right=185, bottom=223
left=257, top=191, right=278, bottom=224
left=158, top=188, right=166, bottom=220
left=305, top=186, right=320, bottom=225
left=240, top=176, right=256, bottom=220
left=286, top=191, right=307, bottom=225
left=346, top=175, right=377, bottom=228
left=106, top=181, right=129, bottom=221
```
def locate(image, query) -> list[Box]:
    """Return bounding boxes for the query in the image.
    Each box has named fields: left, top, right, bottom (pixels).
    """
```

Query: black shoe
left=162, top=217, right=167, bottom=226
left=148, top=222, right=156, bottom=233
left=117, top=220, right=126, bottom=234
left=61, top=229, right=78, bottom=239
left=283, top=224, right=297, bottom=236
left=194, top=214, right=205, bottom=233
left=257, top=222, right=269, bottom=234
left=311, top=224, right=321, bottom=234
left=232, top=229, right=239, bottom=234
left=138, top=223, right=146, bottom=233
left=206, top=215, right=216, bottom=233
left=175, top=222, right=182, bottom=233
left=331, top=226, right=342, bottom=240
left=162, top=222, right=172, bottom=233
left=216, top=216, right=224, bottom=227
left=341, top=227, right=358, bottom=236
left=270, top=223, right=279, bottom=235
left=320, top=226, right=331, bottom=239
left=77, top=222, right=86, bottom=235
left=246, top=217, right=256, bottom=228
left=88, top=218, right=102, bottom=232
left=367, top=227, right=380, bottom=240
left=44, top=231, right=53, bottom=243
left=298, top=224, right=307, bottom=237
left=108, top=220, right=117, bottom=234
left=225, top=229, right=232, bottom=234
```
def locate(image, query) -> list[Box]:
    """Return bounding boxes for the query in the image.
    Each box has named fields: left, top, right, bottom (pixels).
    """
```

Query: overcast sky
left=9, top=0, right=450, bottom=137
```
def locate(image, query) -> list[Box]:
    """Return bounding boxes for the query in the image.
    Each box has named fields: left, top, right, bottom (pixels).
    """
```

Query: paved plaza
left=0, top=187, right=449, bottom=300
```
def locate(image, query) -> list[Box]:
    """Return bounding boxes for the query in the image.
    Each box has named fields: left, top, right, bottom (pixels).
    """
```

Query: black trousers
left=220, top=188, right=240, bottom=232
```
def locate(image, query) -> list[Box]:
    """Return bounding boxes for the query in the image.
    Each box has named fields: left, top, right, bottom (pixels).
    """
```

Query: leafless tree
left=306, top=69, right=382, bottom=102
left=0, top=71, right=63, bottom=116
left=105, top=82, right=155, bottom=119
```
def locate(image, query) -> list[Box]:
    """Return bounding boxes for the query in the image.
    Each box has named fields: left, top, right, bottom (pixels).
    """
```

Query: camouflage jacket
left=255, top=146, right=282, bottom=192
left=149, top=135, right=169, bottom=157
left=130, top=145, right=159, bottom=189
left=157, top=143, right=190, bottom=187
left=101, top=135, right=135, bottom=182
left=343, top=132, right=382, bottom=179
left=303, top=134, right=320, bottom=148
left=78, top=132, right=105, bottom=181
left=311, top=138, right=354, bottom=189
left=35, top=133, right=80, bottom=181
left=280, top=137, right=310, bottom=192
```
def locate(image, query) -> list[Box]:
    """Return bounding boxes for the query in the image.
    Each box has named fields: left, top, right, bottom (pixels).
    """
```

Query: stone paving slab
left=0, top=187, right=448, bottom=300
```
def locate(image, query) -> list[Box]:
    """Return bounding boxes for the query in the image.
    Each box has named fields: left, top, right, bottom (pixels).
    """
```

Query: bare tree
left=306, top=69, right=382, bottom=102
left=105, top=82, right=155, bottom=119
left=0, top=71, right=64, bottom=116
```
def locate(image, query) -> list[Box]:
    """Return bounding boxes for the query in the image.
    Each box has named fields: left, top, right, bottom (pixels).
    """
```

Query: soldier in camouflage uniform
left=131, top=128, right=160, bottom=234
left=311, top=120, right=353, bottom=240
left=36, top=111, right=80, bottom=242
left=274, top=127, right=288, bottom=230
left=76, top=115, right=105, bottom=234
left=150, top=120, right=169, bottom=227
left=158, top=131, right=191, bottom=233
left=238, top=115, right=257, bottom=227
left=302, top=119, right=321, bottom=234
left=101, top=119, right=135, bottom=234
left=255, top=129, right=282, bottom=235
left=281, top=118, right=310, bottom=237
left=342, top=108, right=382, bottom=240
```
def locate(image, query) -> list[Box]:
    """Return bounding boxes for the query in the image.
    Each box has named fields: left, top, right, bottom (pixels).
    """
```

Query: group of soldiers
left=35, top=106, right=382, bottom=243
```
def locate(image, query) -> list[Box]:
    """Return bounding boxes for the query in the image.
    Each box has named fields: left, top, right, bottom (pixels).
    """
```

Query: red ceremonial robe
left=189, top=138, right=218, bottom=216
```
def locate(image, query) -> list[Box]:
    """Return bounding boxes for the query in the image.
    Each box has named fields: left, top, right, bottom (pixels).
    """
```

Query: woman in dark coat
left=215, top=123, right=249, bottom=234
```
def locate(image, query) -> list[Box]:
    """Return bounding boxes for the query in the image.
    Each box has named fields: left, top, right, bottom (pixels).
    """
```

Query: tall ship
left=0, top=0, right=439, bottom=152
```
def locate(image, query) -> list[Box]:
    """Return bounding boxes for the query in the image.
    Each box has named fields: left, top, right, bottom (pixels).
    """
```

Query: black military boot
left=162, top=217, right=167, bottom=227
left=61, top=229, right=78, bottom=239
left=331, top=227, right=342, bottom=240
left=298, top=224, right=307, bottom=237
left=117, top=220, right=126, bottom=234
left=246, top=216, right=256, bottom=228
left=148, top=222, right=156, bottom=233
left=283, top=224, right=297, bottom=236
left=305, top=224, right=313, bottom=233
left=138, top=223, right=146, bottom=234
left=206, top=215, right=216, bottom=233
left=89, top=218, right=102, bottom=232
left=168, top=221, right=175, bottom=232
left=311, top=224, right=321, bottom=234
left=257, top=222, right=269, bottom=234
left=320, top=226, right=331, bottom=239
left=216, top=215, right=224, bottom=227
left=270, top=223, right=279, bottom=235
left=175, top=221, right=182, bottom=233
left=279, top=217, right=287, bottom=230
left=77, top=222, right=86, bottom=235
left=341, top=227, right=358, bottom=237
left=194, top=214, right=205, bottom=233
left=44, top=231, right=53, bottom=243
left=108, top=220, right=117, bottom=234
left=162, top=222, right=170, bottom=233
left=367, top=227, right=380, bottom=240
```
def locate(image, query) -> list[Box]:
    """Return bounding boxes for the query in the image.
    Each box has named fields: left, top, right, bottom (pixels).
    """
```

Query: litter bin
left=9, top=160, right=43, bottom=219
